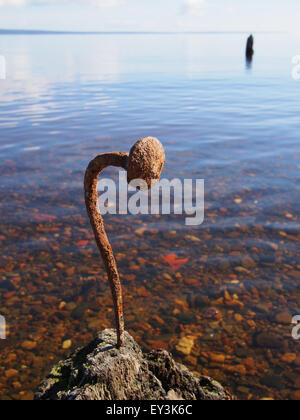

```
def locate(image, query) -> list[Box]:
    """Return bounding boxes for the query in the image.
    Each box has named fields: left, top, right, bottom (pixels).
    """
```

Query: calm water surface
left=0, top=33, right=299, bottom=400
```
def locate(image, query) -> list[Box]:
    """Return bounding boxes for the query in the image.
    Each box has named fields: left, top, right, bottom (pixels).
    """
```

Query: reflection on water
left=245, top=55, right=253, bottom=71
left=0, top=32, right=300, bottom=400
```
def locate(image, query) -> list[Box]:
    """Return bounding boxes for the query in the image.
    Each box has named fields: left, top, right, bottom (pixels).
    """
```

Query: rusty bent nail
left=84, top=137, right=165, bottom=348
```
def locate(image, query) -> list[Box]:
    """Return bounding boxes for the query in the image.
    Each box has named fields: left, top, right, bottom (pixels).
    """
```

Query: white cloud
left=0, top=0, right=26, bottom=6
left=182, top=0, right=206, bottom=15
left=59, top=0, right=124, bottom=7
left=85, top=0, right=123, bottom=6
left=0, top=0, right=124, bottom=7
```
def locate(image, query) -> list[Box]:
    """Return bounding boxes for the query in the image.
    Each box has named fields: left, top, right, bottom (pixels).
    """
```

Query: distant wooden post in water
left=246, top=34, right=254, bottom=60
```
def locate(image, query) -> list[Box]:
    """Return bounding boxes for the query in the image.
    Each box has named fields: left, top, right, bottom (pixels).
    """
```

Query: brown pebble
left=281, top=353, right=297, bottom=364
left=276, top=312, right=292, bottom=325
left=208, top=353, right=226, bottom=364
left=294, top=357, right=300, bottom=367
left=12, top=382, right=22, bottom=390
left=65, top=267, right=75, bottom=276
left=234, top=314, right=243, bottom=322
left=5, top=369, right=18, bottom=379
left=175, top=336, right=195, bottom=356
left=21, top=341, right=37, bottom=351
left=62, top=340, right=72, bottom=350
left=291, top=390, right=300, bottom=400
left=225, top=364, right=247, bottom=376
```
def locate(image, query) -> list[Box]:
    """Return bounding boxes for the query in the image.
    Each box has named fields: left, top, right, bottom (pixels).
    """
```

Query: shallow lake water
left=0, top=32, right=299, bottom=400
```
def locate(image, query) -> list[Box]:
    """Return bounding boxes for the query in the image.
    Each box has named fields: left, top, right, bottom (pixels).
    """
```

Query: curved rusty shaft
left=84, top=137, right=165, bottom=349
left=84, top=152, right=129, bottom=348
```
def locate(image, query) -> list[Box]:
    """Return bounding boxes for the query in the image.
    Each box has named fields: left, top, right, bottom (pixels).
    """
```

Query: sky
left=0, top=0, right=299, bottom=33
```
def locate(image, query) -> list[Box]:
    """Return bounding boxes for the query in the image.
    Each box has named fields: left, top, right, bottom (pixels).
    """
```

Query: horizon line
left=0, top=28, right=285, bottom=36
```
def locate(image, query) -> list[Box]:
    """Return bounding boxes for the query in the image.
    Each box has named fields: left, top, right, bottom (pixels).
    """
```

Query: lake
left=0, top=32, right=299, bottom=400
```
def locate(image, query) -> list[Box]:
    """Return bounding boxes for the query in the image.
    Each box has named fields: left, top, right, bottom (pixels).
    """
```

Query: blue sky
left=0, top=0, right=299, bottom=33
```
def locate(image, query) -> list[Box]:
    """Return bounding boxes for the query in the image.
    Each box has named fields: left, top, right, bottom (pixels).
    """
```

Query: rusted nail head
left=127, top=137, right=165, bottom=189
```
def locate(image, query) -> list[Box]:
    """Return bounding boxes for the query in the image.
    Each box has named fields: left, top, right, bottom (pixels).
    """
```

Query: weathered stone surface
left=35, top=329, right=232, bottom=401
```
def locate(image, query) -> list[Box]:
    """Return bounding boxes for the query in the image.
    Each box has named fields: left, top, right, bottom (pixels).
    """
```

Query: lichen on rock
left=34, top=329, right=232, bottom=401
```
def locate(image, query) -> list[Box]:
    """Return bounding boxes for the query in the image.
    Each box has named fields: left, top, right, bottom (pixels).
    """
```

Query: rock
left=246, top=34, right=254, bottom=59
left=237, top=386, right=250, bottom=395
left=5, top=353, right=17, bottom=364
left=135, top=228, right=146, bottom=236
left=247, top=320, right=256, bottom=329
left=65, top=267, right=75, bottom=276
left=21, top=341, right=37, bottom=351
left=207, top=353, right=226, bottom=364
left=88, top=319, right=102, bottom=329
left=219, top=261, right=231, bottom=270
left=66, top=302, right=77, bottom=311
left=147, top=340, right=169, bottom=351
left=175, top=314, right=195, bottom=324
left=203, top=308, right=221, bottom=320
left=281, top=353, right=297, bottom=364
left=71, top=303, right=89, bottom=320
left=174, top=299, right=189, bottom=311
left=294, top=357, right=300, bottom=367
left=20, top=391, right=34, bottom=401
left=268, top=242, right=279, bottom=251
left=242, top=257, right=256, bottom=269
left=185, top=235, right=201, bottom=243
left=244, top=358, right=255, bottom=370
left=175, top=336, right=195, bottom=356
left=149, top=315, right=164, bottom=327
left=234, top=266, right=249, bottom=273
left=5, top=369, right=18, bottom=379
left=293, top=377, right=300, bottom=389
left=289, top=270, right=300, bottom=279
left=59, top=302, right=66, bottom=310
left=224, top=291, right=244, bottom=308
left=224, top=365, right=247, bottom=376
left=260, top=374, right=284, bottom=390
left=12, top=381, right=22, bottom=390
left=185, top=355, right=198, bottom=367
left=34, top=329, right=232, bottom=400
left=62, top=340, right=72, bottom=350
left=291, top=390, right=300, bottom=400
left=275, top=312, right=292, bottom=325
left=234, top=314, right=243, bottom=323
left=255, top=333, right=283, bottom=350
left=187, top=294, right=210, bottom=309
left=255, top=304, right=270, bottom=315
